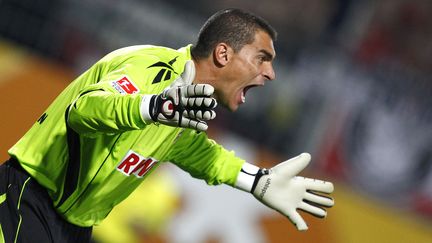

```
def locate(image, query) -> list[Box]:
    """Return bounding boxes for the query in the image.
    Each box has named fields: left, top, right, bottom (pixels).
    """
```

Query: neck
left=192, top=57, right=219, bottom=86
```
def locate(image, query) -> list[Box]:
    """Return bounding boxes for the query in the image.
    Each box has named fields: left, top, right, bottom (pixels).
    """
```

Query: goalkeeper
left=0, top=8, right=334, bottom=242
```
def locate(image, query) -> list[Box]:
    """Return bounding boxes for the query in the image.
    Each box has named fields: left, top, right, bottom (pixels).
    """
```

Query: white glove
left=235, top=153, right=334, bottom=231
left=140, top=61, right=217, bottom=132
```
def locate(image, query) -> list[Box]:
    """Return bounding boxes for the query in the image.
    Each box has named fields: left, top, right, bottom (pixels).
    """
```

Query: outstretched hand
left=253, top=153, right=334, bottom=230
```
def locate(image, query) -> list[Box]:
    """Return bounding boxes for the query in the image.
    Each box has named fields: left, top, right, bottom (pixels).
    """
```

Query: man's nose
left=263, top=63, right=275, bottom=81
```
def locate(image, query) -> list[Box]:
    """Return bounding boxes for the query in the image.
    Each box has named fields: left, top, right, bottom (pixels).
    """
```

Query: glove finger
left=180, top=117, right=208, bottom=132
left=273, top=153, right=311, bottom=177
left=286, top=210, right=308, bottom=231
left=303, top=178, right=334, bottom=194
left=187, top=110, right=216, bottom=120
left=182, top=84, right=214, bottom=97
left=182, top=97, right=217, bottom=108
left=298, top=201, right=327, bottom=218
left=181, top=60, right=196, bottom=84
left=200, top=110, right=216, bottom=120
left=202, top=97, right=217, bottom=108
left=304, top=191, right=334, bottom=208
left=156, top=112, right=180, bottom=126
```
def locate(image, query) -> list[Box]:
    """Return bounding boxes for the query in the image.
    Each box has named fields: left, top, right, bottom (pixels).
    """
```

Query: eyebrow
left=259, top=49, right=275, bottom=61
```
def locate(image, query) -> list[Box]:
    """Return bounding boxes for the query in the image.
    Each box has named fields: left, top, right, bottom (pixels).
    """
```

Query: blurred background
left=0, top=0, right=431, bottom=242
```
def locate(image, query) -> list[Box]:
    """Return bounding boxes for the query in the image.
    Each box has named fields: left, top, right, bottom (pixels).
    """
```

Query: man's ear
left=213, top=43, right=231, bottom=67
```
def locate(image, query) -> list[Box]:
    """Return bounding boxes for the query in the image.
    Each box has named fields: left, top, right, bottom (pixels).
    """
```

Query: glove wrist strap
left=140, top=95, right=157, bottom=123
left=235, top=162, right=267, bottom=193
left=251, top=168, right=269, bottom=193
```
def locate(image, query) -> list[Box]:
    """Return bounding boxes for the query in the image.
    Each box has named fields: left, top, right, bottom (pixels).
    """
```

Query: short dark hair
left=191, top=8, right=277, bottom=60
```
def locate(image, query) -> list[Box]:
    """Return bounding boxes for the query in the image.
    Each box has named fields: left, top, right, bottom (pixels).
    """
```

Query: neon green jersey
left=8, top=45, right=244, bottom=226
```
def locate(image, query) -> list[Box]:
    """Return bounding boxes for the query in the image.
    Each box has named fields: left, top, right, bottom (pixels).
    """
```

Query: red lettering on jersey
left=116, top=150, right=158, bottom=178
left=132, top=158, right=157, bottom=177
left=117, top=153, right=140, bottom=175
left=112, top=76, right=139, bottom=94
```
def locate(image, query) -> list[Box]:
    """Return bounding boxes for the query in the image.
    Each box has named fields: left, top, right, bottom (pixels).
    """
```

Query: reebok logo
left=116, top=150, right=158, bottom=178
left=148, top=56, right=178, bottom=84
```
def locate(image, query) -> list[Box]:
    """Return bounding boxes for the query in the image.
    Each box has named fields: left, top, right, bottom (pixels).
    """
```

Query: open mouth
left=241, top=84, right=260, bottom=103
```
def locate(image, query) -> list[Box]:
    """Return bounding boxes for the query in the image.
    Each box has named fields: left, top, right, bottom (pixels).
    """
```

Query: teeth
left=241, top=91, right=246, bottom=103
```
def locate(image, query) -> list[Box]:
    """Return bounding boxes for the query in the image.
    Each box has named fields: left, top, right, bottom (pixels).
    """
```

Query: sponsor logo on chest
left=116, top=150, right=158, bottom=178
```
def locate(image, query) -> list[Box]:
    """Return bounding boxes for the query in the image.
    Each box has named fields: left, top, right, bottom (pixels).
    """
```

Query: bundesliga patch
left=111, top=76, right=139, bottom=94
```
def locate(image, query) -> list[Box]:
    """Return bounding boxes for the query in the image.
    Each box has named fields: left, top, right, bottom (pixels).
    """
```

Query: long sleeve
left=167, top=129, right=245, bottom=186
left=68, top=90, right=147, bottom=134
left=66, top=51, right=184, bottom=135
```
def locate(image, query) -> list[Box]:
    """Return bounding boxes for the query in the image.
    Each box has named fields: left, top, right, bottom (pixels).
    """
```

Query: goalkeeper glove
left=235, top=153, right=334, bottom=231
left=140, top=61, right=217, bottom=132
